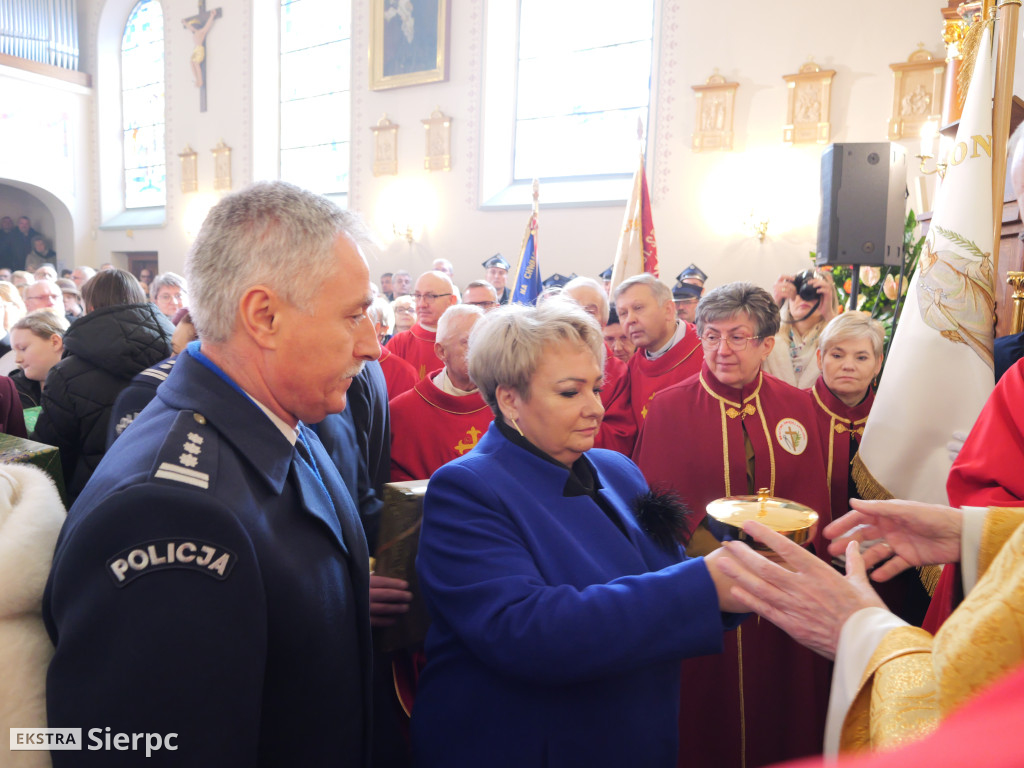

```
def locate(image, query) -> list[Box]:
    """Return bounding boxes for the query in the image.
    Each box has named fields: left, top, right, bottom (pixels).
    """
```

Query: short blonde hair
left=468, top=298, right=605, bottom=418
left=818, top=311, right=885, bottom=358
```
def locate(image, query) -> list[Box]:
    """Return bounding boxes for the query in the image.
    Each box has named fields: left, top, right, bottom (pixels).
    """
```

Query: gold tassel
left=851, top=455, right=940, bottom=595
left=957, top=15, right=994, bottom=108
left=918, top=564, right=943, bottom=596
left=851, top=454, right=893, bottom=501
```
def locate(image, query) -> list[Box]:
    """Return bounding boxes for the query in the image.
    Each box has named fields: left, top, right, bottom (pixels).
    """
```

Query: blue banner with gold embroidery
left=510, top=212, right=540, bottom=306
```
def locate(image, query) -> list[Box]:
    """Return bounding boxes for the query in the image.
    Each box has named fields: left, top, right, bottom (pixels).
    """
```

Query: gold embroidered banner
left=855, top=26, right=995, bottom=505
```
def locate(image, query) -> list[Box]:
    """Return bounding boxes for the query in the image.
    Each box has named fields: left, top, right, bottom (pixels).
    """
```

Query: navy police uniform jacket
left=43, top=344, right=372, bottom=767
left=411, top=423, right=740, bottom=767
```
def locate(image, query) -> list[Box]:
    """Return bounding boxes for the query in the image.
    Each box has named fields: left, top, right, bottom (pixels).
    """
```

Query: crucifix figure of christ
left=182, top=0, right=222, bottom=113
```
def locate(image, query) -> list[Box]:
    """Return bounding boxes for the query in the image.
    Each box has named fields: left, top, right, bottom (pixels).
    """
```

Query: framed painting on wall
left=370, top=0, right=450, bottom=91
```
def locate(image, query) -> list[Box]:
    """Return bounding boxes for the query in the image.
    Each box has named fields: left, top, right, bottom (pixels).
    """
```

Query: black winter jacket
left=32, top=303, right=173, bottom=500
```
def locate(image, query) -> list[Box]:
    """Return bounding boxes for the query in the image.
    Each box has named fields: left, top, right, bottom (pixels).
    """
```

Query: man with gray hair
left=602, top=273, right=703, bottom=453
left=44, top=181, right=380, bottom=766
left=386, top=269, right=458, bottom=379
left=389, top=303, right=493, bottom=481
left=71, top=265, right=96, bottom=289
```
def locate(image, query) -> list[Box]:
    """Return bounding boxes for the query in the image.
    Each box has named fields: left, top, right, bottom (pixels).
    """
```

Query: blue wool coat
left=412, top=423, right=738, bottom=767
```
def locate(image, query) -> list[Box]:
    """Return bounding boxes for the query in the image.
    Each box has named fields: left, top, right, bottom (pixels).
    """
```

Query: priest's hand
left=716, top=521, right=886, bottom=659
left=825, top=499, right=963, bottom=582
left=369, top=573, right=413, bottom=628
left=703, top=547, right=757, bottom=614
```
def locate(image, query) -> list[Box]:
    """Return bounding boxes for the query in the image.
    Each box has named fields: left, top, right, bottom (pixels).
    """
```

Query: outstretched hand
left=717, top=521, right=885, bottom=659
left=825, top=499, right=963, bottom=582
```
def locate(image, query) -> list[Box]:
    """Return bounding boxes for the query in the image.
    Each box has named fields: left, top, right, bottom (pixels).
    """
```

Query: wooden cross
left=182, top=0, right=222, bottom=113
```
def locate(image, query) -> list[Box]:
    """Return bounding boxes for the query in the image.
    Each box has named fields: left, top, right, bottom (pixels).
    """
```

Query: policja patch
left=106, top=539, right=237, bottom=586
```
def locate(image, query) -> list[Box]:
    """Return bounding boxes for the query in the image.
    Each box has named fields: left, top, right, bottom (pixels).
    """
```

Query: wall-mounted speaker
left=816, top=142, right=907, bottom=267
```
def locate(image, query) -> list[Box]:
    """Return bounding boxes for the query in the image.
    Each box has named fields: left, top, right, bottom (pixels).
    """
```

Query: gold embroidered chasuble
left=842, top=508, right=1024, bottom=752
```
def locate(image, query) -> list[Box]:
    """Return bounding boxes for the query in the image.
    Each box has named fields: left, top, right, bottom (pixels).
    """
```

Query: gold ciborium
left=705, top=488, right=818, bottom=551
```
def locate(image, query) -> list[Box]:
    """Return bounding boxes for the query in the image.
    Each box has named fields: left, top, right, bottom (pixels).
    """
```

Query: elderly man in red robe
left=386, top=270, right=457, bottom=379
left=563, top=276, right=629, bottom=411
left=633, top=281, right=833, bottom=768
left=389, top=304, right=493, bottom=481
left=597, top=273, right=703, bottom=454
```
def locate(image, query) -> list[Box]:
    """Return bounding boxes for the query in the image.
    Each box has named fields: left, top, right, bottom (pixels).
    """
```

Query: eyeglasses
left=412, top=292, right=452, bottom=302
left=394, top=306, right=415, bottom=314
left=699, top=332, right=764, bottom=351
left=466, top=300, right=497, bottom=309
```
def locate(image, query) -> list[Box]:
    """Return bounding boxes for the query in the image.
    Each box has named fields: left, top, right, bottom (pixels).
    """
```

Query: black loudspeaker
left=816, top=142, right=907, bottom=267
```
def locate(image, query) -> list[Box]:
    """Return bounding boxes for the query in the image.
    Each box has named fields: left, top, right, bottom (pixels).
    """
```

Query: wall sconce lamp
left=393, top=223, right=415, bottom=244
left=917, top=120, right=947, bottom=178
left=743, top=210, right=770, bottom=241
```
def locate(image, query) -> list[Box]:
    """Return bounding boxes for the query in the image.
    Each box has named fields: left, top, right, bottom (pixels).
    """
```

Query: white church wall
left=5, top=0, right=1022, bottom=292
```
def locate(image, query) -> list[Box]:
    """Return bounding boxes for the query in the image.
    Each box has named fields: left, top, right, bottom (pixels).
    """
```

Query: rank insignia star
left=179, top=453, right=199, bottom=468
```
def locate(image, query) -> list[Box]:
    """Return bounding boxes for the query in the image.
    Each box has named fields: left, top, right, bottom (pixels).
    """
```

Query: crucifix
left=182, top=0, right=222, bottom=113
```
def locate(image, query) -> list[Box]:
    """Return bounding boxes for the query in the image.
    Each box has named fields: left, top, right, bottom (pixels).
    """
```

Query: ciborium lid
left=705, top=488, right=818, bottom=548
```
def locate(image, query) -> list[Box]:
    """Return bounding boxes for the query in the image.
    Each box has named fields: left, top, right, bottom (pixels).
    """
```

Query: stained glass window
left=121, top=0, right=166, bottom=209
left=514, top=0, right=655, bottom=181
left=280, top=0, right=351, bottom=194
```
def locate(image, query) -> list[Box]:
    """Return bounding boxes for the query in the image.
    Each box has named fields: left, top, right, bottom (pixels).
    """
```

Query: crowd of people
left=0, top=150, right=1022, bottom=767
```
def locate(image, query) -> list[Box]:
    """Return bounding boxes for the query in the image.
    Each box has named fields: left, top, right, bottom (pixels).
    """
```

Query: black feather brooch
left=632, top=488, right=694, bottom=552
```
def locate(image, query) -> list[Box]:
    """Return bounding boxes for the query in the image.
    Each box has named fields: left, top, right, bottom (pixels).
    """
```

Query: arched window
left=279, top=0, right=351, bottom=195
left=121, top=0, right=165, bottom=209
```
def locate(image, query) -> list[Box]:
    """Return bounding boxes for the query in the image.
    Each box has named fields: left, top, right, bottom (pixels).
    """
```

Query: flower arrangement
left=816, top=210, right=925, bottom=345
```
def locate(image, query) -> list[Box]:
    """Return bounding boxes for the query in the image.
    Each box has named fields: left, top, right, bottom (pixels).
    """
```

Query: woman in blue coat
left=412, top=299, right=747, bottom=767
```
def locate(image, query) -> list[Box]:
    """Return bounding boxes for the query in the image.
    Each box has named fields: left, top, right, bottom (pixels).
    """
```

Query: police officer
left=482, top=253, right=511, bottom=305
left=44, top=181, right=380, bottom=766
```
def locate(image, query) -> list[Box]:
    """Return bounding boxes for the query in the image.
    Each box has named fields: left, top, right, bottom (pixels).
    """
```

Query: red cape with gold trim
left=634, top=363, right=833, bottom=767
left=388, top=372, right=494, bottom=482
left=385, top=322, right=440, bottom=380
left=595, top=323, right=702, bottom=454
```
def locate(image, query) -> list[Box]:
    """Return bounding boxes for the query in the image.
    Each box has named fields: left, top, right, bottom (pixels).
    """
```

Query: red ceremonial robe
left=378, top=346, right=418, bottom=399
left=386, top=322, right=440, bottom=380
left=926, top=358, right=1024, bottom=633
left=947, top=357, right=1024, bottom=507
left=388, top=374, right=494, bottom=482
left=807, top=377, right=872, bottom=550
left=596, top=323, right=702, bottom=454
left=806, top=380, right=928, bottom=624
left=634, top=363, right=833, bottom=768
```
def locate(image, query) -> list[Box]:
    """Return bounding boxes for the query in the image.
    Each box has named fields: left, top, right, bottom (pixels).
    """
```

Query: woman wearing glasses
left=633, top=282, right=832, bottom=768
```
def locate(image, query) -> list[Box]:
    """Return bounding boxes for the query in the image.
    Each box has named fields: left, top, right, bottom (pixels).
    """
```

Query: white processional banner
left=854, top=25, right=996, bottom=505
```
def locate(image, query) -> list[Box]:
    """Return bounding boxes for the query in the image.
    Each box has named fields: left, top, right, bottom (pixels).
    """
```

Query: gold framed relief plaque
left=888, top=46, right=945, bottom=141
left=692, top=72, right=738, bottom=152
left=372, top=115, right=399, bottom=176
left=421, top=107, right=452, bottom=171
left=178, top=145, right=198, bottom=193
left=783, top=60, right=836, bottom=145
left=211, top=140, right=231, bottom=191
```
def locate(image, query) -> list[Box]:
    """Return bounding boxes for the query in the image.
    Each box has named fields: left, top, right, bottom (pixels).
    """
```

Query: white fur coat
left=0, top=463, right=66, bottom=768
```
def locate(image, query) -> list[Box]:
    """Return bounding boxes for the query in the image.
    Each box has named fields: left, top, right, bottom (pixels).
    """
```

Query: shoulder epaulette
left=139, top=357, right=177, bottom=383
left=151, top=410, right=218, bottom=491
